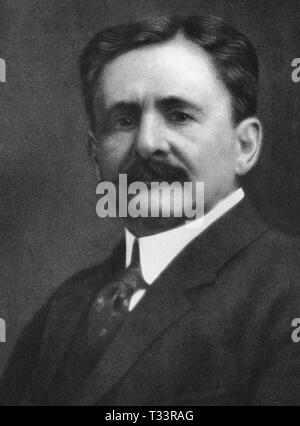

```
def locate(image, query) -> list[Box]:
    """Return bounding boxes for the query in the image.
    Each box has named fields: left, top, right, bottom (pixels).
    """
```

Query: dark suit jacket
left=1, top=198, right=300, bottom=405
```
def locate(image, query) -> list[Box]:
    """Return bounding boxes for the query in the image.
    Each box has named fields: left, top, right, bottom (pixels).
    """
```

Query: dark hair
left=80, top=15, right=259, bottom=128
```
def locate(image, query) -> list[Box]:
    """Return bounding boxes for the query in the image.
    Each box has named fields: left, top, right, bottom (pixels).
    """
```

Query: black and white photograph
left=0, top=0, right=300, bottom=408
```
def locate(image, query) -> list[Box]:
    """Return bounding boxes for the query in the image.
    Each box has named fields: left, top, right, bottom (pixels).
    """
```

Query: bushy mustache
left=121, top=158, right=188, bottom=185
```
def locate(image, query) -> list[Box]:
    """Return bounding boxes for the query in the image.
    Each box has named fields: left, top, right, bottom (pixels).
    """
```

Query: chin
left=123, top=216, right=185, bottom=237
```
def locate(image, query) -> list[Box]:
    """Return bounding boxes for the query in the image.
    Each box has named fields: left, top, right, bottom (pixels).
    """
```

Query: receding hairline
left=93, top=33, right=234, bottom=122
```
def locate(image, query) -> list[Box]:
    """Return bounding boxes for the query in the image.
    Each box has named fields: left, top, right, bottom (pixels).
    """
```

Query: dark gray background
left=0, top=0, right=299, bottom=376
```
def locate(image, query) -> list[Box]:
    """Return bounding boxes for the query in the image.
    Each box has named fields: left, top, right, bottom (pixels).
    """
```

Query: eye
left=114, top=116, right=136, bottom=130
left=168, top=111, right=192, bottom=124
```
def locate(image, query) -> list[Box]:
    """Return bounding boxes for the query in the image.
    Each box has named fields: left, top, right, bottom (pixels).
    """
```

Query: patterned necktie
left=87, top=238, right=148, bottom=349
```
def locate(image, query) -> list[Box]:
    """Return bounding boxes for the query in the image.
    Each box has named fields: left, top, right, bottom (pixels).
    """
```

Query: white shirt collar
left=125, top=188, right=245, bottom=284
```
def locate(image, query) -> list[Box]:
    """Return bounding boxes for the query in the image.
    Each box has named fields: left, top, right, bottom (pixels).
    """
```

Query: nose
left=133, top=112, right=169, bottom=159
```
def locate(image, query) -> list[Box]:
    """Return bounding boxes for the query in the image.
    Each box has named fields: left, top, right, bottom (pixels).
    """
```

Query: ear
left=234, top=117, right=263, bottom=176
left=86, top=130, right=102, bottom=181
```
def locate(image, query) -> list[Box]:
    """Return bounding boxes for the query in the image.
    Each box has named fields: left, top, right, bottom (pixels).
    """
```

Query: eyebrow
left=156, top=96, right=203, bottom=114
left=103, top=96, right=203, bottom=118
left=104, top=101, right=140, bottom=118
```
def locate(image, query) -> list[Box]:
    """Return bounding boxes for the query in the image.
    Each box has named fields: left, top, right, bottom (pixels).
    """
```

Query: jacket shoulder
left=253, top=229, right=300, bottom=267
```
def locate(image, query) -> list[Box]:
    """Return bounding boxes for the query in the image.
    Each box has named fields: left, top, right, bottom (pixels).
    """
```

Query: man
left=1, top=14, right=300, bottom=406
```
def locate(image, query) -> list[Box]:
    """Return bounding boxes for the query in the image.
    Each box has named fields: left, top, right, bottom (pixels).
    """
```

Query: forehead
left=96, top=35, right=230, bottom=109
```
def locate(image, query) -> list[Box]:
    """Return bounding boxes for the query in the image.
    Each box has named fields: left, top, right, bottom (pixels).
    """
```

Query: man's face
left=93, top=36, right=239, bottom=232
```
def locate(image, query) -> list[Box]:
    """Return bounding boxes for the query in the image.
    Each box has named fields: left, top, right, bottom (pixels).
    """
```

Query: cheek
left=97, top=135, right=133, bottom=180
left=181, top=125, right=236, bottom=177
left=203, top=139, right=236, bottom=179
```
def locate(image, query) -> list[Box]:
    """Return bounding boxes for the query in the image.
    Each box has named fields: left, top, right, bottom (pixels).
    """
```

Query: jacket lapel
left=72, top=274, right=193, bottom=405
